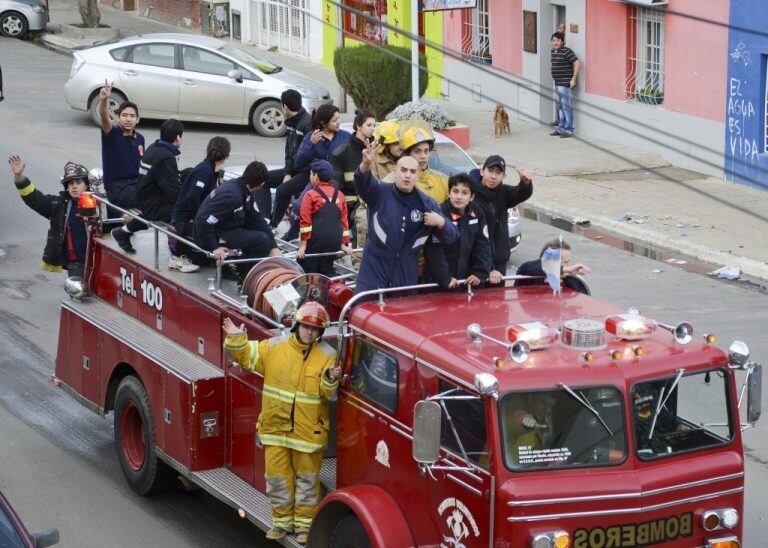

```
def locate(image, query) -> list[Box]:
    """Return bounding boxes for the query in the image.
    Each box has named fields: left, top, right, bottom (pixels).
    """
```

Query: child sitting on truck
left=296, top=159, right=353, bottom=277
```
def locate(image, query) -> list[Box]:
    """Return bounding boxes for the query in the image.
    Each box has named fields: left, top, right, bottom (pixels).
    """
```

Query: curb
left=526, top=198, right=768, bottom=282
left=40, top=34, right=75, bottom=56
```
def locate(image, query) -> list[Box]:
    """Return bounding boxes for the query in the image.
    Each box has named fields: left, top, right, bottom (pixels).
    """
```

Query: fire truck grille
left=560, top=318, right=606, bottom=350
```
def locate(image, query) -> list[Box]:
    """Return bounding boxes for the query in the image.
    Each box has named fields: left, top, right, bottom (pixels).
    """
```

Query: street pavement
left=0, top=3, right=766, bottom=545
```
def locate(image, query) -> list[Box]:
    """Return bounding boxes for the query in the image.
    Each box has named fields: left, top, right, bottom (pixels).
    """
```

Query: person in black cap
left=9, top=155, right=90, bottom=278
left=296, top=159, right=353, bottom=277
left=469, top=155, right=533, bottom=283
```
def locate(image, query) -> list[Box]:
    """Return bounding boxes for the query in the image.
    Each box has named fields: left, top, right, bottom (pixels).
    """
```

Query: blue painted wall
left=725, top=0, right=768, bottom=190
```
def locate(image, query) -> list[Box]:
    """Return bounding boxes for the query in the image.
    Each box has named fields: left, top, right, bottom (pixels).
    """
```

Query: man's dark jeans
left=270, top=171, right=309, bottom=228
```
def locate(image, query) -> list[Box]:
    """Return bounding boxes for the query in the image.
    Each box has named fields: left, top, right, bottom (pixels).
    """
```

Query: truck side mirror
left=412, top=401, right=441, bottom=464
left=747, top=364, right=762, bottom=424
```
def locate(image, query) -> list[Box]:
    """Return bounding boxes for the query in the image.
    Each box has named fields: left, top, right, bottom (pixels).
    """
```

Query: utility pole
left=411, top=0, right=419, bottom=102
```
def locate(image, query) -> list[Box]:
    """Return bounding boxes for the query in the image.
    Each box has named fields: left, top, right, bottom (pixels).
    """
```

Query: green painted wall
left=322, top=0, right=444, bottom=99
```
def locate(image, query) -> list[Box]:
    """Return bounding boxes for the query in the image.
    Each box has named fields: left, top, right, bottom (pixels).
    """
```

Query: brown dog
left=493, top=104, right=510, bottom=138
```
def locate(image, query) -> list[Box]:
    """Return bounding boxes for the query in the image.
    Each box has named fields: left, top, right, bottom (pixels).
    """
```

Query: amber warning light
left=507, top=322, right=559, bottom=350
left=605, top=314, right=656, bottom=341
left=78, top=192, right=98, bottom=217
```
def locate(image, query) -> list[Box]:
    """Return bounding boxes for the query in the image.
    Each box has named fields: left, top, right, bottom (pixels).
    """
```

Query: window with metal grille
left=342, top=0, right=387, bottom=43
left=625, top=7, right=665, bottom=105
left=461, top=0, right=491, bottom=64
left=764, top=59, right=768, bottom=152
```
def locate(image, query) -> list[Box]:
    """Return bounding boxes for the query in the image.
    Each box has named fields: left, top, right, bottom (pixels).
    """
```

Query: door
left=178, top=45, right=246, bottom=122
left=118, top=43, right=180, bottom=116
left=423, top=379, right=491, bottom=547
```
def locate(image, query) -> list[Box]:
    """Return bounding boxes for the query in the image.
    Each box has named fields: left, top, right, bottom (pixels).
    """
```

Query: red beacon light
left=507, top=321, right=559, bottom=350
left=77, top=191, right=98, bottom=217
left=605, top=314, right=656, bottom=341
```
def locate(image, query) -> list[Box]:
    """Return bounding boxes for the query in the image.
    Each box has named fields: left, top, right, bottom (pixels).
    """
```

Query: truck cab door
left=422, top=379, right=492, bottom=547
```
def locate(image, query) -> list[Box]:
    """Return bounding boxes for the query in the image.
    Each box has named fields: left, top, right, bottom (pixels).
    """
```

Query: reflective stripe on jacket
left=224, top=332, right=338, bottom=453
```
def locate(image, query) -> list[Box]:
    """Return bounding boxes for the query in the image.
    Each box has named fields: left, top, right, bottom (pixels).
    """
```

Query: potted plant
left=388, top=101, right=471, bottom=149
left=636, top=87, right=664, bottom=105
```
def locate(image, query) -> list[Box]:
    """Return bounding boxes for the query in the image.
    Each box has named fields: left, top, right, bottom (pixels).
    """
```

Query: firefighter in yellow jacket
left=383, top=125, right=449, bottom=204
left=223, top=301, right=340, bottom=544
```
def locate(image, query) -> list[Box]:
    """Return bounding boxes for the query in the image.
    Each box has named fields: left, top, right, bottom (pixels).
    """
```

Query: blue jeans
left=554, top=85, right=574, bottom=135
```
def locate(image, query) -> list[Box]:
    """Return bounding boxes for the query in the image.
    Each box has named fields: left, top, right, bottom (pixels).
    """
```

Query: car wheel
left=329, top=514, right=371, bottom=548
left=114, top=376, right=176, bottom=495
left=90, top=90, right=126, bottom=127
left=0, top=11, right=29, bottom=38
left=251, top=100, right=286, bottom=137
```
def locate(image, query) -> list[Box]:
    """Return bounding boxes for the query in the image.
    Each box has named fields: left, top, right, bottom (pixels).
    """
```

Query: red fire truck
left=54, top=201, right=762, bottom=547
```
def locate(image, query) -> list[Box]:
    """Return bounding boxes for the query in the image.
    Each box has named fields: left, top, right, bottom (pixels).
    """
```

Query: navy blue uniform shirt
left=101, top=125, right=145, bottom=184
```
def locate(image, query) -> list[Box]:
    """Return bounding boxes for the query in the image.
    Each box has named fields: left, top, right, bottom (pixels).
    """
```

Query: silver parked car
left=64, top=33, right=332, bottom=137
left=0, top=0, right=47, bottom=38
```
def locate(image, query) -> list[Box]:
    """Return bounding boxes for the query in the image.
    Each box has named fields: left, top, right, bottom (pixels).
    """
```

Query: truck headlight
left=532, top=531, right=569, bottom=548
left=703, top=507, right=739, bottom=531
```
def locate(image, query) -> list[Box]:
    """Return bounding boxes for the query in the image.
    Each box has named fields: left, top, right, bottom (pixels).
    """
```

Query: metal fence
left=250, top=0, right=310, bottom=59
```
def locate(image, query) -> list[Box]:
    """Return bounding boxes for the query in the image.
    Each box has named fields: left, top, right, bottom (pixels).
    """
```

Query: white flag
left=541, top=247, right=561, bottom=293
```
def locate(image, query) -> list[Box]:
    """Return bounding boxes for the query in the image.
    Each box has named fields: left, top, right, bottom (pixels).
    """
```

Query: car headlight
left=32, top=4, right=45, bottom=12
left=508, top=207, right=520, bottom=223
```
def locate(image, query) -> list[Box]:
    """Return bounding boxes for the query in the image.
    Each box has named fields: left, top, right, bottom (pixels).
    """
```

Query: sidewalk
left=42, top=1, right=768, bottom=281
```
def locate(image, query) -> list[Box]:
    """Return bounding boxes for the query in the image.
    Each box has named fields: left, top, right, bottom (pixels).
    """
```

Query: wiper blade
left=558, top=383, right=613, bottom=436
left=648, top=369, right=685, bottom=440
left=269, top=66, right=283, bottom=74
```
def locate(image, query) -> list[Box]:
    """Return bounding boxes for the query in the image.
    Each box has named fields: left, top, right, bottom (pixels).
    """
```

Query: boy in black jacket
left=469, top=155, right=533, bottom=283
left=425, top=173, right=492, bottom=288
left=10, top=155, right=89, bottom=278
left=112, top=119, right=185, bottom=258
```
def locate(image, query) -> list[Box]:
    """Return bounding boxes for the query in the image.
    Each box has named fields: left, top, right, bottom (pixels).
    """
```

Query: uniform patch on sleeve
left=206, top=215, right=219, bottom=225
left=469, top=218, right=479, bottom=225
left=483, top=225, right=489, bottom=238
left=195, top=180, right=205, bottom=188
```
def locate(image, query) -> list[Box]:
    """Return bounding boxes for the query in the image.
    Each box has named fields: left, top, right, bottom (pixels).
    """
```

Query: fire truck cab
left=54, top=207, right=762, bottom=548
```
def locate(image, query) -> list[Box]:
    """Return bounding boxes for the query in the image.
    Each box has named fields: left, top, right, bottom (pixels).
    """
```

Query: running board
left=190, top=467, right=303, bottom=547
left=165, top=457, right=336, bottom=547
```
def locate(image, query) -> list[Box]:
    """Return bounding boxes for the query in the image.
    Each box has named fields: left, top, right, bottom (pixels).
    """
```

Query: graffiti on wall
left=727, top=76, right=759, bottom=163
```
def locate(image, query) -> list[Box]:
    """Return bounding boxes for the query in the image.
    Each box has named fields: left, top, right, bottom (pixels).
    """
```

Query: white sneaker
left=168, top=255, right=200, bottom=273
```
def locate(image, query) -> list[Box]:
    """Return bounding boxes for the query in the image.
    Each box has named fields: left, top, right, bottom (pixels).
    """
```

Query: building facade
left=725, top=0, right=767, bottom=190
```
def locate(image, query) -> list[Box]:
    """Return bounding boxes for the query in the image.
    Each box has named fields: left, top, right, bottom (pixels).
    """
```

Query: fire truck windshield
left=631, top=369, right=734, bottom=460
left=499, top=387, right=626, bottom=470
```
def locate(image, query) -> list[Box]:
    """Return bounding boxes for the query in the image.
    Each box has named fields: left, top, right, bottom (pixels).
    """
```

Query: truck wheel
left=114, top=376, right=175, bottom=495
left=89, top=90, right=126, bottom=127
left=329, top=514, right=371, bottom=548
left=251, top=99, right=286, bottom=137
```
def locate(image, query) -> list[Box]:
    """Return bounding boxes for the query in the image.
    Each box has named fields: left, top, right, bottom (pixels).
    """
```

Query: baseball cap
left=482, top=155, right=506, bottom=171
left=310, top=159, right=334, bottom=182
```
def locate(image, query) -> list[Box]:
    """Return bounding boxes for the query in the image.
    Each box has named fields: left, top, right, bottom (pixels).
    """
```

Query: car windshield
left=0, top=500, right=24, bottom=548
left=430, top=142, right=477, bottom=176
left=219, top=44, right=281, bottom=74
left=632, top=369, right=734, bottom=460
left=499, top=387, right=626, bottom=470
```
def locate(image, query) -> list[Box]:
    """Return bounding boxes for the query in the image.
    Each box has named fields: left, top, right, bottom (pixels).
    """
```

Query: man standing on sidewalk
left=550, top=31, right=580, bottom=138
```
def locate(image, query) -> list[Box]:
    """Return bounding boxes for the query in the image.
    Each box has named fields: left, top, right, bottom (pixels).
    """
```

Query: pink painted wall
left=586, top=0, right=728, bottom=122
left=663, top=0, right=728, bottom=122
left=490, top=0, right=522, bottom=75
left=442, top=1, right=522, bottom=76
left=585, top=0, right=631, bottom=100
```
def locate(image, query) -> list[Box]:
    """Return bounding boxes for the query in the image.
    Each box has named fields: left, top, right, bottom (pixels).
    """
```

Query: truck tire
left=329, top=514, right=371, bottom=548
left=251, top=99, right=286, bottom=137
left=114, top=376, right=175, bottom=495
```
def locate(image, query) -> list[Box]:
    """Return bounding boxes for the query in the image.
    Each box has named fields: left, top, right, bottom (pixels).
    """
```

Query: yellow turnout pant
left=264, top=445, right=323, bottom=533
